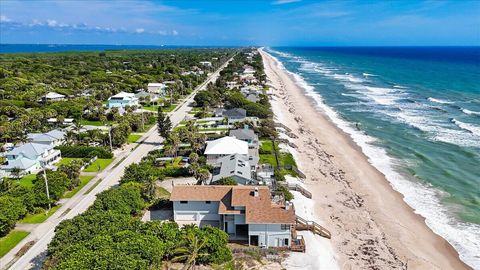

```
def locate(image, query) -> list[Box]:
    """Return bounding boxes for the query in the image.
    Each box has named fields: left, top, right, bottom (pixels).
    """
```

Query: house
left=200, top=61, right=212, bottom=67
left=204, top=136, right=248, bottom=164
left=170, top=185, right=295, bottom=248
left=229, top=126, right=259, bottom=149
left=43, top=92, right=66, bottom=102
left=147, top=83, right=167, bottom=95
left=27, top=129, right=66, bottom=147
left=1, top=143, right=61, bottom=177
left=211, top=154, right=257, bottom=185
left=214, top=108, right=226, bottom=118
left=107, top=91, right=139, bottom=108
left=226, top=81, right=238, bottom=89
left=246, top=93, right=260, bottom=103
left=224, top=108, right=247, bottom=124
left=135, top=91, right=159, bottom=103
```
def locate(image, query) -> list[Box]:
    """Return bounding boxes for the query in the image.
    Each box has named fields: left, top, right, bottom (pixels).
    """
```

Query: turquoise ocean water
left=267, top=47, right=480, bottom=268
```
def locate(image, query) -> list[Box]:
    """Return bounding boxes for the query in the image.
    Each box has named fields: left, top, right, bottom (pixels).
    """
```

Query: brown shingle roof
left=170, top=185, right=295, bottom=224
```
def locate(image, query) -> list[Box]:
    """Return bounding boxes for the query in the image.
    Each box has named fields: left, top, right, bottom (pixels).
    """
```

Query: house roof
left=246, top=94, right=260, bottom=103
left=229, top=127, right=258, bottom=142
left=3, top=158, right=37, bottom=170
left=27, top=129, right=66, bottom=143
left=212, top=154, right=252, bottom=182
left=7, top=143, right=52, bottom=159
left=44, top=92, right=65, bottom=99
left=148, top=83, right=166, bottom=87
left=204, top=136, right=248, bottom=156
left=224, top=108, right=247, bottom=119
left=110, top=91, right=135, bottom=100
left=170, top=185, right=295, bottom=224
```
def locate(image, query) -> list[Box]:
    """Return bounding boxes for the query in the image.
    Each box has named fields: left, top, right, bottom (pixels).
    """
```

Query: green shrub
left=0, top=196, right=27, bottom=236
left=56, top=145, right=113, bottom=159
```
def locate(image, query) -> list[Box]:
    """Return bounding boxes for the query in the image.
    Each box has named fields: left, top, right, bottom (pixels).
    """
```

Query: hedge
left=56, top=146, right=113, bottom=159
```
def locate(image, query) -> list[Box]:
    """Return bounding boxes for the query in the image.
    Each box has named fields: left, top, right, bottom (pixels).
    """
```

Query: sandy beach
left=260, top=49, right=471, bottom=270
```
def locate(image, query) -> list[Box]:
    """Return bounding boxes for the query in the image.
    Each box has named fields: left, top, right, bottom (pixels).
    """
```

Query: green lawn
left=83, top=158, right=113, bottom=172
left=57, top=157, right=82, bottom=166
left=128, top=134, right=142, bottom=143
left=198, top=128, right=229, bottom=132
left=259, top=140, right=277, bottom=152
left=143, top=104, right=179, bottom=112
left=79, top=119, right=111, bottom=126
left=0, top=231, right=30, bottom=257
left=18, top=174, right=36, bottom=188
left=18, top=205, right=61, bottom=224
left=63, top=175, right=95, bottom=198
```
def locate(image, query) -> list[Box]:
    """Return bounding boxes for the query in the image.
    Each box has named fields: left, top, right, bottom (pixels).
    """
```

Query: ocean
left=267, top=46, right=480, bottom=269
left=0, top=44, right=230, bottom=53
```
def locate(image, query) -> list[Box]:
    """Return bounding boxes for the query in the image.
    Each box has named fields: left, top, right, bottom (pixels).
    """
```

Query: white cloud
left=135, top=28, right=145, bottom=33
left=172, top=30, right=178, bottom=36
left=157, top=30, right=167, bottom=35
left=273, top=0, right=301, bottom=5
left=47, top=19, right=57, bottom=27
left=0, top=15, right=12, bottom=22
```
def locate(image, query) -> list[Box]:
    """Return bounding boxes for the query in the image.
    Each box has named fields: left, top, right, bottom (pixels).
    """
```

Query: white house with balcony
left=204, top=136, right=249, bottom=164
left=107, top=91, right=139, bottom=108
left=1, top=143, right=61, bottom=177
left=170, top=185, right=295, bottom=248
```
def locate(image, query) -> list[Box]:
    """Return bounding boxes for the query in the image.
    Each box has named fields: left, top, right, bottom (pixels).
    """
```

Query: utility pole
left=108, top=125, right=113, bottom=152
left=42, top=165, right=51, bottom=213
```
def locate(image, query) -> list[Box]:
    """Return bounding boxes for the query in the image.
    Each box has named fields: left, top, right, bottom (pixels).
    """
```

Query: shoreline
left=260, top=49, right=471, bottom=269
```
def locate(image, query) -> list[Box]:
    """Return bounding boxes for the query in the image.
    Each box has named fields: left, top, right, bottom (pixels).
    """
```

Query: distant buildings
left=107, top=91, right=139, bottom=108
left=1, top=143, right=61, bottom=177
left=147, top=83, right=167, bottom=95
left=199, top=61, right=212, bottom=67
left=42, top=92, right=66, bottom=102
left=170, top=185, right=295, bottom=248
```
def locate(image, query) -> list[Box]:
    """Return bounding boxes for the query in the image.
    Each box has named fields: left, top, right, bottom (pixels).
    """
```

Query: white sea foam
left=331, top=73, right=365, bottom=83
left=393, top=85, right=408, bottom=89
left=428, top=97, right=454, bottom=104
left=452, top=119, right=480, bottom=136
left=363, top=72, right=377, bottom=77
left=267, top=53, right=480, bottom=269
left=461, top=108, right=480, bottom=116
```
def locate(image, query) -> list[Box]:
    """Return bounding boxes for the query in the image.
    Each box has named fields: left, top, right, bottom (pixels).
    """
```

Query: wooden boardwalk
left=295, top=215, right=331, bottom=239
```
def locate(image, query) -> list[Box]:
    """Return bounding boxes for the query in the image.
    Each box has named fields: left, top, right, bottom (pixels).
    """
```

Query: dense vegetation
left=0, top=49, right=234, bottom=144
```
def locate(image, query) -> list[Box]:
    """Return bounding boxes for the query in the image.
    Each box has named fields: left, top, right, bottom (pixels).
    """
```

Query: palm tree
left=172, top=232, right=209, bottom=270
left=143, top=175, right=157, bottom=201
left=195, top=168, right=210, bottom=185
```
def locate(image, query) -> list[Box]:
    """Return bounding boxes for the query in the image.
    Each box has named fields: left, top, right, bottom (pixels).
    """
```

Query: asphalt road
left=1, top=56, right=233, bottom=270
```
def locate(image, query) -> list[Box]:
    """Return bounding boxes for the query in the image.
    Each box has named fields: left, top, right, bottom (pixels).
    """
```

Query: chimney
left=285, top=202, right=291, bottom=210
left=253, top=187, right=259, bottom=197
left=244, top=124, right=249, bottom=130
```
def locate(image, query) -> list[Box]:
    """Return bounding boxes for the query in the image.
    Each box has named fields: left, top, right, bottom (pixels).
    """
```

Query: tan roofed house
left=170, top=185, right=295, bottom=248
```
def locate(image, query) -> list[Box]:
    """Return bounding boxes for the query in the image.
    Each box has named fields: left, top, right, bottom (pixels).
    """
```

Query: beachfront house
left=107, top=91, right=139, bottom=108
left=42, top=92, right=66, bottom=102
left=229, top=126, right=259, bottom=149
left=170, top=185, right=295, bottom=248
left=27, top=129, right=66, bottom=147
left=211, top=154, right=257, bottom=185
left=204, top=136, right=248, bottom=164
left=224, top=108, right=247, bottom=124
left=147, top=83, right=167, bottom=95
left=1, top=143, right=61, bottom=177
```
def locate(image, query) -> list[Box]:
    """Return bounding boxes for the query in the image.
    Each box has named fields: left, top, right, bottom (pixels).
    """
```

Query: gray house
left=229, top=126, right=259, bottom=149
left=27, top=129, right=66, bottom=147
left=170, top=185, right=295, bottom=248
left=1, top=143, right=61, bottom=177
left=224, top=108, right=247, bottom=123
left=211, top=154, right=257, bottom=185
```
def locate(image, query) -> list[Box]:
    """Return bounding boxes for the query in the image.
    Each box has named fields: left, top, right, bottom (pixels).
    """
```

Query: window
left=180, top=201, right=188, bottom=204
left=281, top=224, right=289, bottom=230
left=240, top=209, right=245, bottom=214
left=284, top=238, right=289, bottom=246
left=205, top=201, right=211, bottom=204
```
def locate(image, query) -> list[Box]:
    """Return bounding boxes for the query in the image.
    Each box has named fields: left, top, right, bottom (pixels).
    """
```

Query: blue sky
left=1, top=0, right=479, bottom=46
